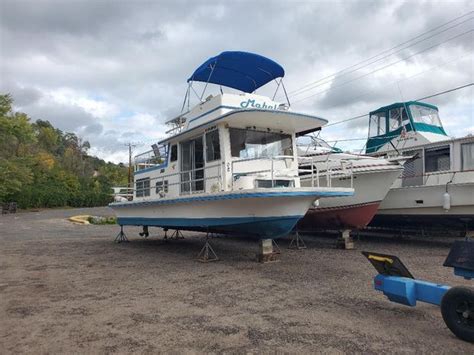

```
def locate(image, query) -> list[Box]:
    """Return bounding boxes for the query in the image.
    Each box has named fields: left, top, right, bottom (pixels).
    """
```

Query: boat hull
left=110, top=189, right=353, bottom=239
left=371, top=182, right=474, bottom=231
left=299, top=168, right=401, bottom=230
left=298, top=201, right=381, bottom=230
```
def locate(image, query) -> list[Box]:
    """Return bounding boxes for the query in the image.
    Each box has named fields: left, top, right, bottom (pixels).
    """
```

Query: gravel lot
left=0, top=207, right=472, bottom=353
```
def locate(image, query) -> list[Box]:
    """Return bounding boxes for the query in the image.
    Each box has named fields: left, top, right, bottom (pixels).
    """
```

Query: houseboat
left=109, top=51, right=354, bottom=240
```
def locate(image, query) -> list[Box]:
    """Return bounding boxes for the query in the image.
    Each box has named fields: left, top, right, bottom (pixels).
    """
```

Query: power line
left=293, top=28, right=474, bottom=104
left=284, top=11, right=474, bottom=98
left=322, top=82, right=474, bottom=129
left=415, top=82, right=474, bottom=101
left=288, top=16, right=473, bottom=100
left=324, top=50, right=472, bottom=111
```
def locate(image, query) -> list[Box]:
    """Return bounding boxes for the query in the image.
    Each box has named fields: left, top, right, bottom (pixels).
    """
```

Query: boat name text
left=240, top=99, right=278, bottom=110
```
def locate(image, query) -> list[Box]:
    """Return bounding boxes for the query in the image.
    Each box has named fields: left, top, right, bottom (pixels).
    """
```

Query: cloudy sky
left=1, top=0, right=473, bottom=163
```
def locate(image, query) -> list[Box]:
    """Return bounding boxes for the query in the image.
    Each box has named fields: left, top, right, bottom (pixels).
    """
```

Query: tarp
left=187, top=51, right=285, bottom=93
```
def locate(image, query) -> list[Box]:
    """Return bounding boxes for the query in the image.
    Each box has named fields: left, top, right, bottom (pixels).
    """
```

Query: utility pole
left=125, top=143, right=136, bottom=191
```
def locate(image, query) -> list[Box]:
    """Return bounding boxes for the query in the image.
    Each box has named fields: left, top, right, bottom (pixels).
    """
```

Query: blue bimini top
left=187, top=51, right=285, bottom=93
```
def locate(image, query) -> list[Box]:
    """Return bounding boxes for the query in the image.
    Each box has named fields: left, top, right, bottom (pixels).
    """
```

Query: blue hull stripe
left=117, top=215, right=303, bottom=238
left=110, top=190, right=352, bottom=208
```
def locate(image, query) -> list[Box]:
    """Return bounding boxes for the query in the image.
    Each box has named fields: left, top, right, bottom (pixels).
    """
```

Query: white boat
left=297, top=138, right=403, bottom=231
left=109, top=51, right=353, bottom=239
left=365, top=101, right=474, bottom=234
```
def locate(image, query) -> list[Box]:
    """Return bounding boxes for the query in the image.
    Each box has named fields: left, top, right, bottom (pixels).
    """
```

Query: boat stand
left=257, top=239, right=280, bottom=263
left=115, top=226, right=129, bottom=243
left=289, top=231, right=306, bottom=250
left=197, top=233, right=219, bottom=262
left=139, top=226, right=149, bottom=238
left=272, top=239, right=281, bottom=254
left=163, top=229, right=185, bottom=241
left=170, top=229, right=185, bottom=240
left=336, top=229, right=354, bottom=250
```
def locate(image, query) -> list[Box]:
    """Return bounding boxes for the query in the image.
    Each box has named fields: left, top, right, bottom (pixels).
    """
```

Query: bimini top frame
left=179, top=51, right=291, bottom=112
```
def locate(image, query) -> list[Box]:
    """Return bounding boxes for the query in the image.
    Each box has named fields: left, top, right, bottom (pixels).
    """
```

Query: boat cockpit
left=366, top=101, right=448, bottom=154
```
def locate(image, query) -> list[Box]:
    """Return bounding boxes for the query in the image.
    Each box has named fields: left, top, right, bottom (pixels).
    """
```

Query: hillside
left=0, top=94, right=128, bottom=209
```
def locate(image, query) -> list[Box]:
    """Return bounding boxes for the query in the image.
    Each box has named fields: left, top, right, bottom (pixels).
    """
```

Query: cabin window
left=411, top=105, right=442, bottom=126
left=461, top=143, right=474, bottom=171
left=170, top=145, right=178, bottom=162
left=388, top=107, right=411, bottom=131
left=425, top=146, right=450, bottom=173
left=205, top=129, right=221, bottom=162
left=369, top=113, right=386, bottom=137
left=401, top=107, right=410, bottom=127
left=136, top=178, right=150, bottom=197
left=229, top=128, right=293, bottom=159
left=402, top=150, right=423, bottom=187
left=156, top=180, right=169, bottom=194
left=389, top=108, right=401, bottom=131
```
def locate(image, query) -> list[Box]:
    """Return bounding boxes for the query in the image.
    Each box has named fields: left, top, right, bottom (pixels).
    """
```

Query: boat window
left=312, top=137, right=333, bottom=149
left=389, top=108, right=401, bottom=131
left=369, top=113, right=386, bottom=137
left=170, top=145, right=178, bottom=162
left=401, top=107, right=410, bottom=127
left=461, top=142, right=474, bottom=171
left=205, top=129, right=221, bottom=162
left=229, top=128, right=293, bottom=159
left=402, top=150, right=423, bottom=187
left=425, top=146, right=450, bottom=173
left=411, top=105, right=442, bottom=126
left=136, top=178, right=150, bottom=197
left=156, top=180, right=169, bottom=194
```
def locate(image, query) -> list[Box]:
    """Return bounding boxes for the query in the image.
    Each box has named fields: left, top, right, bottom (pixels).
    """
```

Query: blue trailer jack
left=363, top=240, right=474, bottom=343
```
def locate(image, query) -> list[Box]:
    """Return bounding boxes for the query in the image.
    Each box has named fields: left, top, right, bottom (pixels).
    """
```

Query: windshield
left=230, top=128, right=293, bottom=159
left=311, top=137, right=333, bottom=149
left=410, top=104, right=442, bottom=126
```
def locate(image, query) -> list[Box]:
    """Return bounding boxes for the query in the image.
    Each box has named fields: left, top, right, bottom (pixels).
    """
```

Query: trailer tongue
left=363, top=241, right=474, bottom=343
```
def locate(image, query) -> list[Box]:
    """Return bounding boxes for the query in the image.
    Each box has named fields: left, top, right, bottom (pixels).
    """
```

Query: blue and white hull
left=110, top=188, right=352, bottom=239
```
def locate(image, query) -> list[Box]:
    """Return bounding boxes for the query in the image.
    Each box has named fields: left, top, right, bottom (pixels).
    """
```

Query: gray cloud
left=1, top=0, right=472, bottom=162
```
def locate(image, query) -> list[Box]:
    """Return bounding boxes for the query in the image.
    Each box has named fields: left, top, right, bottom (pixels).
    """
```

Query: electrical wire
left=284, top=11, right=474, bottom=98
left=293, top=29, right=474, bottom=104
left=320, top=82, right=474, bottom=132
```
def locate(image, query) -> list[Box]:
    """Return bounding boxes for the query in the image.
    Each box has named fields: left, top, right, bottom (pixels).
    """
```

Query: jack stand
left=289, top=231, right=306, bottom=250
left=336, top=229, right=354, bottom=250
left=272, top=239, right=281, bottom=254
left=170, top=229, right=185, bottom=240
left=197, top=234, right=219, bottom=262
left=258, top=239, right=280, bottom=262
left=139, top=226, right=149, bottom=238
left=115, top=226, right=128, bottom=243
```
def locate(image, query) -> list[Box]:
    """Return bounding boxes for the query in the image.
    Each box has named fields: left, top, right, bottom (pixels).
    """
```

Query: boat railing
left=298, top=157, right=354, bottom=188
left=134, top=162, right=223, bottom=197
left=230, top=155, right=296, bottom=189
left=131, top=155, right=354, bottom=198
left=134, top=148, right=166, bottom=171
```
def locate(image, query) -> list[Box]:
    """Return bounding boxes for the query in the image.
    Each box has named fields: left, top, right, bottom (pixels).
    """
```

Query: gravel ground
left=0, top=207, right=472, bottom=354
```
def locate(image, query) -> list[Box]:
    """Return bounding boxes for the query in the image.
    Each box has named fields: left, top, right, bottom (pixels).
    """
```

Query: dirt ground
left=0, top=207, right=472, bottom=354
